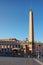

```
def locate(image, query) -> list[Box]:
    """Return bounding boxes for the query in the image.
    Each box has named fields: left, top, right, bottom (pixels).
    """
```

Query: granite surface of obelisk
left=29, top=10, right=34, bottom=53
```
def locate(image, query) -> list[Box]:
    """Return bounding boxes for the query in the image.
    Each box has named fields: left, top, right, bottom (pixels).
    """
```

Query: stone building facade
left=0, top=38, right=24, bottom=56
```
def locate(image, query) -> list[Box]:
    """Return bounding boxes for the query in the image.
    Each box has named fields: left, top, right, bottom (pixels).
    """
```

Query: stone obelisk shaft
left=29, top=10, right=34, bottom=52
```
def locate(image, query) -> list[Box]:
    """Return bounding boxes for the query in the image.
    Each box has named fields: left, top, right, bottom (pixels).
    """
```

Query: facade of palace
left=0, top=38, right=43, bottom=57
left=0, top=38, right=24, bottom=56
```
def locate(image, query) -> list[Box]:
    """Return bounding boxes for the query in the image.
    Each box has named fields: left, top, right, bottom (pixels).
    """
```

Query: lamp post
left=38, top=45, right=40, bottom=59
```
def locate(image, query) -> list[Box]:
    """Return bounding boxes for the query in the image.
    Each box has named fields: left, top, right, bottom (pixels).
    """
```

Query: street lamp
left=38, top=45, right=40, bottom=59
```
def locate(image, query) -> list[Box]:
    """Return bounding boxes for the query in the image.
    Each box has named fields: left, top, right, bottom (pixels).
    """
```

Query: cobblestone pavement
left=0, top=57, right=41, bottom=65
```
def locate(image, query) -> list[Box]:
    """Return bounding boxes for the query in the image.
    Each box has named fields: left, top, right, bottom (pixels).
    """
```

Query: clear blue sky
left=0, top=0, right=43, bottom=42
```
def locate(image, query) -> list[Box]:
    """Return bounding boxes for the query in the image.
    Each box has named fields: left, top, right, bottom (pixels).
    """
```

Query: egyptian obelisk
left=29, top=9, right=34, bottom=53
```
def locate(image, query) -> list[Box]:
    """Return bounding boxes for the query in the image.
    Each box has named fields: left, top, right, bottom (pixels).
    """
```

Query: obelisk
left=29, top=9, right=34, bottom=53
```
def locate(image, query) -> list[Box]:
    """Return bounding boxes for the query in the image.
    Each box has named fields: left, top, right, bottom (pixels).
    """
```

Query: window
left=18, top=45, right=20, bottom=48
